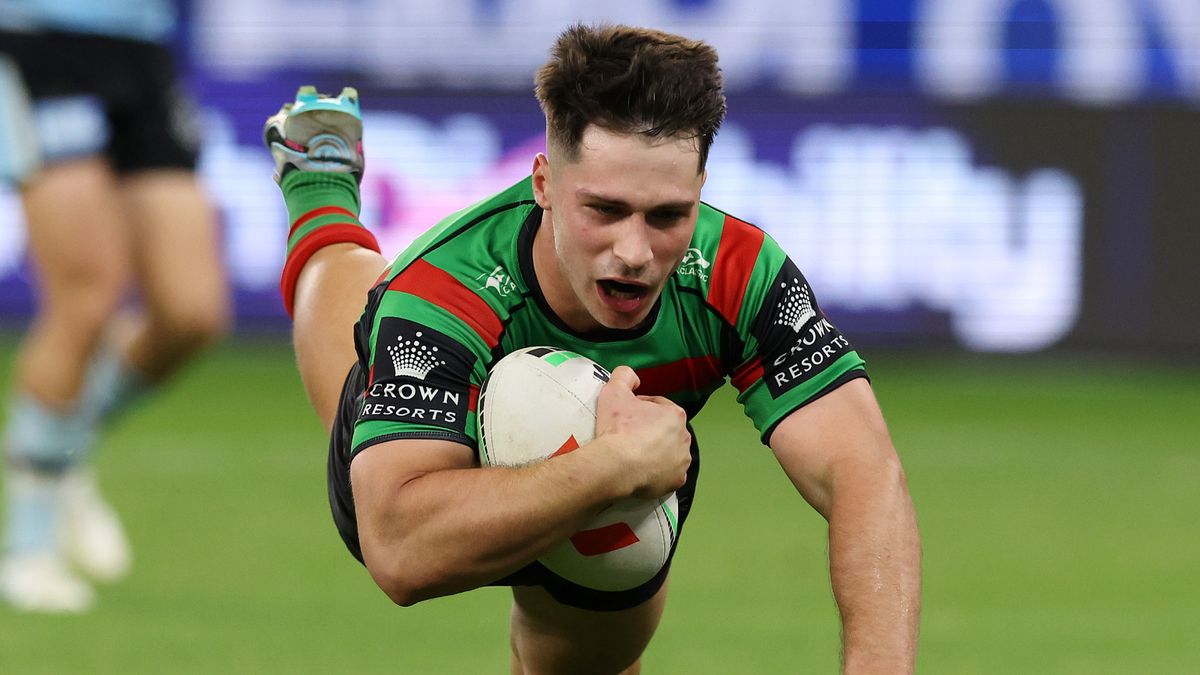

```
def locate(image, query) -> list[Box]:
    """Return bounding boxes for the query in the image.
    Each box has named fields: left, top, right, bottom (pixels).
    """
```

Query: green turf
left=0, top=339, right=1196, bottom=673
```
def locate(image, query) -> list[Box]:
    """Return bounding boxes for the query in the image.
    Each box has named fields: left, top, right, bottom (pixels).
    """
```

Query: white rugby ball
left=477, top=346, right=679, bottom=591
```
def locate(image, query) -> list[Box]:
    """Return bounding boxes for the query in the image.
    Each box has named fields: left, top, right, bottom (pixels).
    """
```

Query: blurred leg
left=508, top=582, right=668, bottom=675
left=13, top=158, right=131, bottom=408
left=1, top=157, right=131, bottom=612
left=114, top=169, right=230, bottom=384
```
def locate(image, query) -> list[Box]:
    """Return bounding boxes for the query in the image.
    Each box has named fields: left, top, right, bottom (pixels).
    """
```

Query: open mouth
left=598, top=279, right=647, bottom=300
left=596, top=279, right=650, bottom=313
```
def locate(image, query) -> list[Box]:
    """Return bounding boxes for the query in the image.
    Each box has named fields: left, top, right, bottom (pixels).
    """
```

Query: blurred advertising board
left=1, top=0, right=1197, bottom=355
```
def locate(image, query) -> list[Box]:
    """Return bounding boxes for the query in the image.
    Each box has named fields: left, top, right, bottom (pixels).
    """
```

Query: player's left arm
left=769, top=378, right=921, bottom=674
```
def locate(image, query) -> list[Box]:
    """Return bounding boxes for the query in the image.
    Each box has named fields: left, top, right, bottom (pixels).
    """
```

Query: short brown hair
left=534, top=24, right=726, bottom=171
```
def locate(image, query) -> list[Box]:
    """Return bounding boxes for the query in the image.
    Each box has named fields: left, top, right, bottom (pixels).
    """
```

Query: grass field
left=0, top=337, right=1196, bottom=673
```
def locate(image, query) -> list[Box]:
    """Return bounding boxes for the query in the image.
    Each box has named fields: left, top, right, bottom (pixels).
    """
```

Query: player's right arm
left=350, top=366, right=690, bottom=606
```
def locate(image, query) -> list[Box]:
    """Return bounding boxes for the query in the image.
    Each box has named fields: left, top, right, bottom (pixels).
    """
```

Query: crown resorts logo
left=775, top=279, right=817, bottom=332
left=676, top=248, right=711, bottom=282
left=386, top=331, right=447, bottom=380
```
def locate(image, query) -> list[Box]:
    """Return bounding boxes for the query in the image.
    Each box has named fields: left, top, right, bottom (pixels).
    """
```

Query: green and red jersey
left=349, top=176, right=867, bottom=457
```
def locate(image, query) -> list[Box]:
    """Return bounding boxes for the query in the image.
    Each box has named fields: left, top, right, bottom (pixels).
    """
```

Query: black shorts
left=0, top=28, right=199, bottom=180
left=327, top=361, right=701, bottom=612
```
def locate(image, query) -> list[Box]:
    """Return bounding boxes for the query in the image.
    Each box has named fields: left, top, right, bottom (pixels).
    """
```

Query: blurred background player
left=0, top=0, right=230, bottom=612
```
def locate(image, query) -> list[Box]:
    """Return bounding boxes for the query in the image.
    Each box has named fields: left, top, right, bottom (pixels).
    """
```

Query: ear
left=531, top=153, right=551, bottom=209
left=700, top=168, right=708, bottom=190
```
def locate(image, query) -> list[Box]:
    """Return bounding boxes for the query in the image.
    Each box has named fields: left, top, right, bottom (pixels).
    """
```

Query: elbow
left=385, top=585, right=426, bottom=609
left=371, top=564, right=437, bottom=608
left=363, top=545, right=443, bottom=608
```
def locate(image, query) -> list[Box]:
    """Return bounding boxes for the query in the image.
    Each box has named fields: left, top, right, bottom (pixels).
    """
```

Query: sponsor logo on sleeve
left=676, top=247, right=711, bottom=282
left=754, top=260, right=854, bottom=399
left=476, top=264, right=517, bottom=297
left=360, top=318, right=476, bottom=431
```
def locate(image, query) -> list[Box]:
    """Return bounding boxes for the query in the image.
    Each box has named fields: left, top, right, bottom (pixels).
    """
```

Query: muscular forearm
left=828, top=457, right=922, bottom=674
left=357, top=439, right=627, bottom=605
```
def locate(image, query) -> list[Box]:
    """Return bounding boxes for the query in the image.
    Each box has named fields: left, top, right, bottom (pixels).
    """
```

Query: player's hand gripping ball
left=477, top=347, right=679, bottom=591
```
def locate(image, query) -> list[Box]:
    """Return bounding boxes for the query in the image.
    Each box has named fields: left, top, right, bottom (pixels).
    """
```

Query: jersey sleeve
left=349, top=258, right=502, bottom=457
left=706, top=215, right=867, bottom=444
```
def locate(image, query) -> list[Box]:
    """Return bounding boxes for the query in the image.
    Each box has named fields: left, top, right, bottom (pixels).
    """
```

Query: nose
left=611, top=216, right=654, bottom=270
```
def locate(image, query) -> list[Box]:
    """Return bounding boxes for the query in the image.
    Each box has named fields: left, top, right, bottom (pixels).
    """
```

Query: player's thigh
left=292, top=244, right=388, bottom=431
left=21, top=157, right=132, bottom=317
left=120, top=169, right=229, bottom=335
left=509, top=580, right=668, bottom=675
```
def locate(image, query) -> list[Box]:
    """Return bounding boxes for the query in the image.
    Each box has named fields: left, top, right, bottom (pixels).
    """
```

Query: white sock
left=2, top=395, right=92, bottom=555
left=2, top=467, right=62, bottom=555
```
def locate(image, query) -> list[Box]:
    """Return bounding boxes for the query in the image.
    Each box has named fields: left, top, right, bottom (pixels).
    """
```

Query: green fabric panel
left=280, top=171, right=364, bottom=256
left=351, top=414, right=476, bottom=456
left=737, top=353, right=867, bottom=442
left=281, top=171, right=360, bottom=219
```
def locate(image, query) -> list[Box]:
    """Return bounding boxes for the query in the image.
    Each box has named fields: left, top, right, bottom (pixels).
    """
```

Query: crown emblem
left=775, top=279, right=816, bottom=332
left=386, top=331, right=446, bottom=380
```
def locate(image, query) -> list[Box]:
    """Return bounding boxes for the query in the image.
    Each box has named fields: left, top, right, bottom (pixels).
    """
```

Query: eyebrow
left=577, top=189, right=696, bottom=212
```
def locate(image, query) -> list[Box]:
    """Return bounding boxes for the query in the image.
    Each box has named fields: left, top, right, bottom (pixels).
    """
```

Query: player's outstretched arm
left=350, top=367, right=691, bottom=606
left=769, top=378, right=921, bottom=674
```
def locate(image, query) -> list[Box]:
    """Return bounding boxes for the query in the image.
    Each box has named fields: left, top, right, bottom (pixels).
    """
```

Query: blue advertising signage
left=2, top=0, right=1197, bottom=354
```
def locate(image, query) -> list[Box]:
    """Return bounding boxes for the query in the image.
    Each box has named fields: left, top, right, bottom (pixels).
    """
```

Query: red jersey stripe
left=387, top=260, right=503, bottom=349
left=707, top=214, right=765, bottom=327
left=467, top=384, right=480, bottom=413
left=634, top=355, right=724, bottom=397
left=730, top=357, right=764, bottom=393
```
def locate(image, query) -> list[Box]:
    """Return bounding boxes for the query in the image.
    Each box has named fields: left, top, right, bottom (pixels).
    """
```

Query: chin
left=598, top=317, right=641, bottom=331
left=592, top=305, right=652, bottom=331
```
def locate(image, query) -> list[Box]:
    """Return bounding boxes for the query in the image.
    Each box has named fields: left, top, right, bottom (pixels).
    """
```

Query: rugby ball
left=477, top=347, right=679, bottom=591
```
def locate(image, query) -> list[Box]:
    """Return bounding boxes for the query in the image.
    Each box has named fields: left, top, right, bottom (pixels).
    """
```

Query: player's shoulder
left=694, top=201, right=761, bottom=242
left=673, top=201, right=783, bottom=300
left=386, top=176, right=536, bottom=284
left=364, top=177, right=535, bottom=351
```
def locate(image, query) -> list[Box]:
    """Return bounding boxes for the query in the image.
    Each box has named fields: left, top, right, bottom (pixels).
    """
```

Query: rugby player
left=266, top=24, right=920, bottom=674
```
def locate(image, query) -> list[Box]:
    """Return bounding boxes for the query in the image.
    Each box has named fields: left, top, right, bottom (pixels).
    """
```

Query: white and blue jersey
left=0, top=0, right=176, bottom=43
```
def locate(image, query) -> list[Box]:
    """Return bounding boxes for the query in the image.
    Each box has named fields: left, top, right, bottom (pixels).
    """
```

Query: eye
left=589, top=203, right=621, bottom=217
left=647, top=210, right=687, bottom=227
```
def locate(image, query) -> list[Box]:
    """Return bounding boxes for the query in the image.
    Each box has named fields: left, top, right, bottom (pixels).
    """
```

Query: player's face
left=532, top=125, right=706, bottom=332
